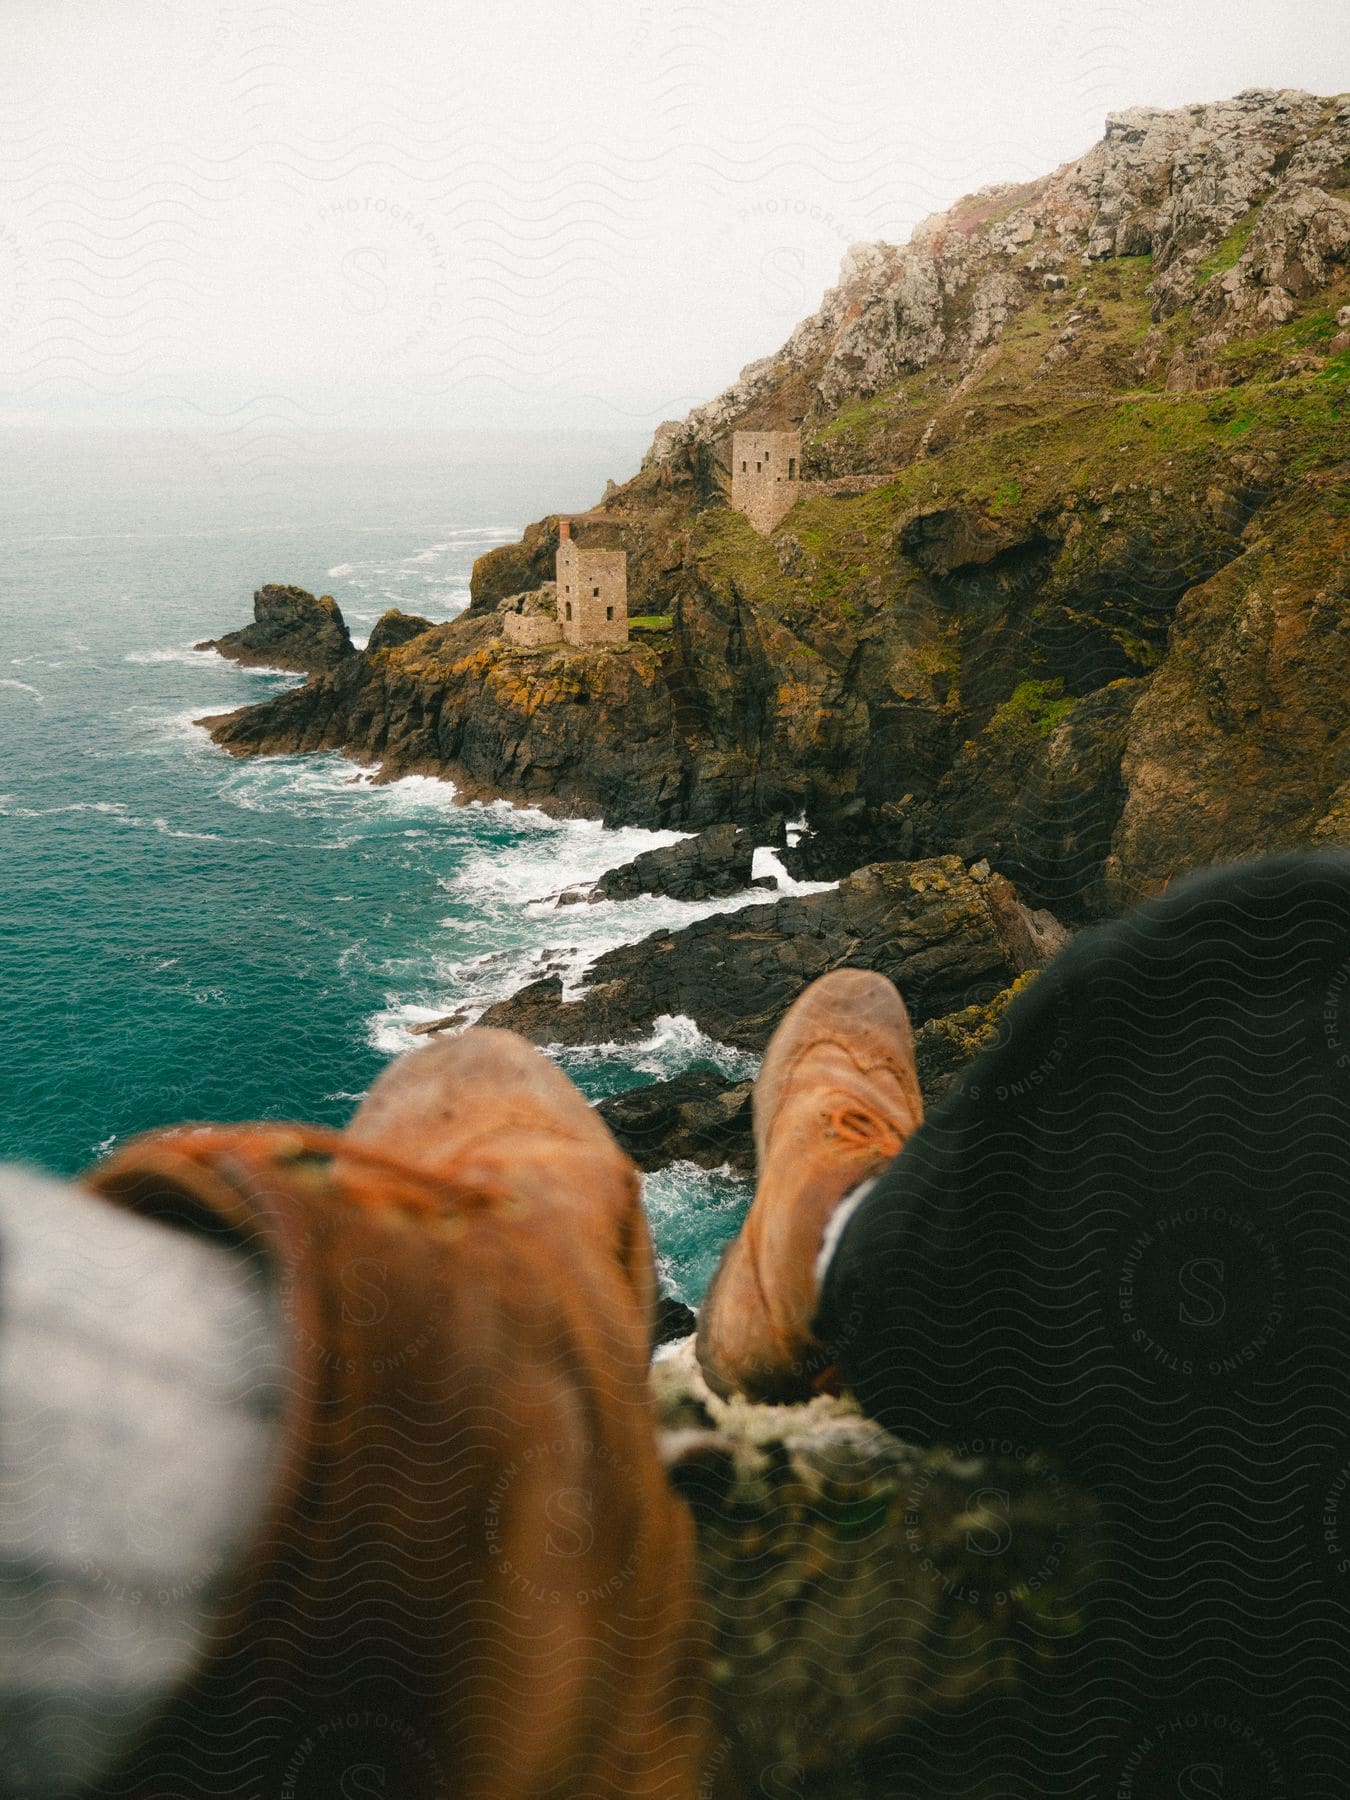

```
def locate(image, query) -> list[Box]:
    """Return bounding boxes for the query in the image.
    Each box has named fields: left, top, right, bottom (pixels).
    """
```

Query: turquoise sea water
left=0, top=429, right=768, bottom=1301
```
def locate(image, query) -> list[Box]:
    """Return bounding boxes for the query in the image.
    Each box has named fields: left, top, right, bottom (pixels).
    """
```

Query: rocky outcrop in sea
left=566, top=822, right=763, bottom=906
left=196, top=583, right=355, bottom=676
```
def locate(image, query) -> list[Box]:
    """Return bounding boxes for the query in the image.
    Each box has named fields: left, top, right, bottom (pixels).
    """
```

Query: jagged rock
left=1193, top=185, right=1350, bottom=337
left=480, top=857, right=1025, bottom=1052
left=652, top=1294, right=697, bottom=1348
left=912, top=680, right=1150, bottom=918
left=196, top=584, right=355, bottom=676
left=597, top=1069, right=755, bottom=1174
left=582, top=823, right=757, bottom=905
left=365, top=608, right=435, bottom=655
left=910, top=973, right=1040, bottom=1099
left=653, top=1340, right=1098, bottom=1783
left=650, top=90, right=1345, bottom=460
left=198, top=606, right=694, bottom=821
left=407, top=1008, right=471, bottom=1038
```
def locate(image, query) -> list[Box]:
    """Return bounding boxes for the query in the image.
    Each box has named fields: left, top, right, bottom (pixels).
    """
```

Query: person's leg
left=0, top=1166, right=281, bottom=1800
left=80, top=1029, right=715, bottom=1800
left=814, top=851, right=1350, bottom=1797
left=695, top=968, right=924, bottom=1402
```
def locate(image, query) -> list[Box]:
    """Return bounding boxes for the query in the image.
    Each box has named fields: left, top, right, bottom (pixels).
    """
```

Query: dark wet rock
left=480, top=856, right=1025, bottom=1053
left=652, top=1294, right=698, bottom=1350
left=597, top=1069, right=755, bottom=1174
left=582, top=823, right=758, bottom=905
left=407, top=1008, right=472, bottom=1038
left=196, top=584, right=355, bottom=676
left=199, top=602, right=695, bottom=820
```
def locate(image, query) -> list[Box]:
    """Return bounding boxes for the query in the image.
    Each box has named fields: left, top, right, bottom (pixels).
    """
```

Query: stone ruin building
left=501, top=520, right=628, bottom=648
left=499, top=586, right=563, bottom=648
left=555, top=520, right=628, bottom=645
left=729, top=428, right=802, bottom=534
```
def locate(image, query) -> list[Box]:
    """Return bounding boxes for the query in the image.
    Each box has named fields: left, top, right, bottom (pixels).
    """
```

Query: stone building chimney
left=558, top=519, right=571, bottom=541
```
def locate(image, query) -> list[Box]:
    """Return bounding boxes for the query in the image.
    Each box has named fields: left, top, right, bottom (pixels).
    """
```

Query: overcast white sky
left=1, top=0, right=1346, bottom=434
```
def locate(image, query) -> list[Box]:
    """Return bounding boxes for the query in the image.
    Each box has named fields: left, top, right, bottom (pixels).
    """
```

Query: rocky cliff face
left=203, top=89, right=1349, bottom=919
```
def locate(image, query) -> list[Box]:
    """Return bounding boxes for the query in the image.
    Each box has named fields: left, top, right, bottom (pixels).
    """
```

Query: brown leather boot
left=696, top=969, right=923, bottom=1403
left=87, top=1030, right=717, bottom=1800
left=347, top=1025, right=661, bottom=1328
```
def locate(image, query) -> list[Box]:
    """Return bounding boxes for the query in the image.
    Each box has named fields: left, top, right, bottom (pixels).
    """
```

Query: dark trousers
left=817, top=851, right=1350, bottom=1799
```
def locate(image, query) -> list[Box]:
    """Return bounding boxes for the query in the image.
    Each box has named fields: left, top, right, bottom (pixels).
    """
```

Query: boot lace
left=824, top=1103, right=903, bottom=1160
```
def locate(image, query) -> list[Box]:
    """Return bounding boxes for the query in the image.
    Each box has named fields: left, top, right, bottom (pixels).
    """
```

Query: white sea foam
left=144, top=816, right=225, bottom=841
left=366, top=1002, right=460, bottom=1055
left=450, top=814, right=688, bottom=912
left=360, top=805, right=838, bottom=1039
left=156, top=707, right=223, bottom=745
left=0, top=799, right=129, bottom=818
left=357, top=770, right=464, bottom=813
left=326, top=562, right=354, bottom=577
left=0, top=795, right=226, bottom=841
left=562, top=1016, right=759, bottom=1082
left=127, top=644, right=303, bottom=684
left=124, top=645, right=219, bottom=666
left=0, top=678, right=45, bottom=702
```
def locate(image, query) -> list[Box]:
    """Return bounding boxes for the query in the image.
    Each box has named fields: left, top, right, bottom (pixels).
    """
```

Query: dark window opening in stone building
left=593, top=586, right=600, bottom=597
left=565, top=602, right=572, bottom=621
left=605, top=606, right=613, bottom=621
left=741, top=460, right=746, bottom=472
left=789, top=457, right=797, bottom=479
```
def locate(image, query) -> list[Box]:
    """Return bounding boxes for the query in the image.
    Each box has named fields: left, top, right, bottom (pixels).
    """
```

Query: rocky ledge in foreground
left=196, top=583, right=356, bottom=676
left=482, top=855, right=1056, bottom=1053
left=654, top=1339, right=1097, bottom=1793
